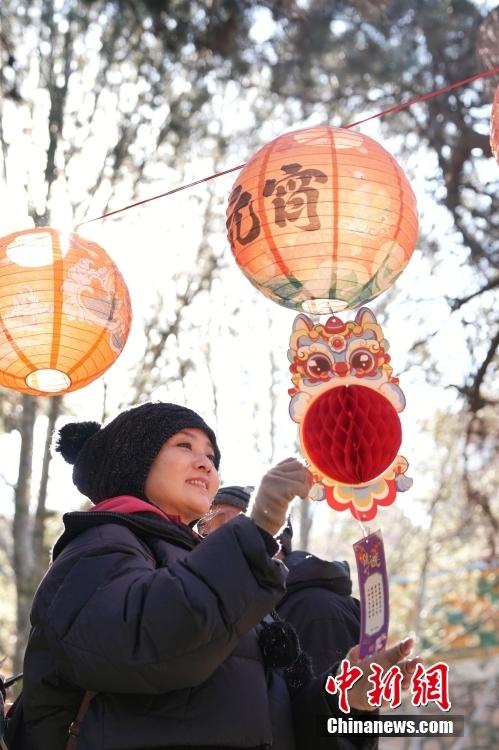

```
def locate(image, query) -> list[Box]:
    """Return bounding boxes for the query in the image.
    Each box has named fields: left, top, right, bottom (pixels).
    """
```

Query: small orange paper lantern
left=0, top=227, right=132, bottom=395
left=491, top=86, right=499, bottom=164
left=226, top=125, right=418, bottom=314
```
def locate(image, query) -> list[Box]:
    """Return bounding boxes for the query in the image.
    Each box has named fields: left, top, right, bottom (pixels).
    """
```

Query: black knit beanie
left=55, top=402, right=221, bottom=504
left=212, top=485, right=254, bottom=513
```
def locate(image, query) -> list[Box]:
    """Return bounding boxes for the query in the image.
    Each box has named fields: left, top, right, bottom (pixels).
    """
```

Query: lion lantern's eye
left=305, top=354, right=333, bottom=379
left=349, top=349, right=377, bottom=375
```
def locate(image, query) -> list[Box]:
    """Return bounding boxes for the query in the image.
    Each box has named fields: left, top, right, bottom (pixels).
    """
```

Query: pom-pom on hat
left=212, top=485, right=254, bottom=513
left=55, top=402, right=220, bottom=504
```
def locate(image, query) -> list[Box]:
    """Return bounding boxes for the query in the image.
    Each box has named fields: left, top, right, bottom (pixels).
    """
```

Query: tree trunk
left=33, top=396, right=62, bottom=576
left=12, top=394, right=37, bottom=674
left=297, top=496, right=314, bottom=552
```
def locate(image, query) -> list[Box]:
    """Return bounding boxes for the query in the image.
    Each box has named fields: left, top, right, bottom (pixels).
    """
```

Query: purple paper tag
left=353, top=530, right=389, bottom=659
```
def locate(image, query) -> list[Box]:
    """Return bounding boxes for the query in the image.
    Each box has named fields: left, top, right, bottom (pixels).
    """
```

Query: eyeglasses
left=196, top=506, right=242, bottom=537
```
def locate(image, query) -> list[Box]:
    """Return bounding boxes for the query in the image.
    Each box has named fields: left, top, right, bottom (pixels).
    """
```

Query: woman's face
left=145, top=428, right=220, bottom=523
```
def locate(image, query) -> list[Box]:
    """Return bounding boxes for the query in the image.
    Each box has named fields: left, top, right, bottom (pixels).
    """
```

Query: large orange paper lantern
left=0, top=227, right=132, bottom=395
left=491, top=86, right=499, bottom=163
left=226, top=125, right=418, bottom=314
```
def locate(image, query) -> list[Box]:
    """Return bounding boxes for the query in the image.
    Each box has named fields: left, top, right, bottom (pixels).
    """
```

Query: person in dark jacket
left=20, top=401, right=419, bottom=750
left=201, top=496, right=360, bottom=673
left=197, top=484, right=253, bottom=535
left=275, top=519, right=361, bottom=675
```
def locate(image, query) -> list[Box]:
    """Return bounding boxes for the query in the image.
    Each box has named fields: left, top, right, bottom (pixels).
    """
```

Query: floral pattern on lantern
left=321, top=456, right=412, bottom=523
left=227, top=126, right=418, bottom=314
left=0, top=227, right=132, bottom=395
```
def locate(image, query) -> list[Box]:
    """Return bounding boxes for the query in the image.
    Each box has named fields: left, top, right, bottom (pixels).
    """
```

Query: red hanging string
left=75, top=64, right=499, bottom=229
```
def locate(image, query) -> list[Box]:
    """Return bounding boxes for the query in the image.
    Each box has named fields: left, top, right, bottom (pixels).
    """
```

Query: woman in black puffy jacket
left=21, top=401, right=418, bottom=750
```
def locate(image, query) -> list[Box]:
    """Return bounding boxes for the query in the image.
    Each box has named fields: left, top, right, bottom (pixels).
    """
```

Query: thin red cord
left=75, top=64, right=499, bottom=229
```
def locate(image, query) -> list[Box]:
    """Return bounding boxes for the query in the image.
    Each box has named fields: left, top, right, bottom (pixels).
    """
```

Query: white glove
left=250, top=457, right=312, bottom=536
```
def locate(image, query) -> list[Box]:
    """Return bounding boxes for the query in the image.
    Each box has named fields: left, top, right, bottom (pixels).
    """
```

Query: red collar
left=90, top=496, right=183, bottom=524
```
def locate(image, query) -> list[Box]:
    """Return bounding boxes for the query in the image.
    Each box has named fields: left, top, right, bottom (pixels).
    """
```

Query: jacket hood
left=283, top=550, right=353, bottom=596
left=52, top=496, right=199, bottom=561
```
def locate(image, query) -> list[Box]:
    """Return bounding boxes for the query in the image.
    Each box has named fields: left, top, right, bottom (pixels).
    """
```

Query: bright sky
left=0, top=4, right=495, bottom=554
left=0, top=154, right=470, bottom=528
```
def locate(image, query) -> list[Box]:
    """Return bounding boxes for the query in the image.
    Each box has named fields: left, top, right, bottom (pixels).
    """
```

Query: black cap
left=212, top=485, right=254, bottom=513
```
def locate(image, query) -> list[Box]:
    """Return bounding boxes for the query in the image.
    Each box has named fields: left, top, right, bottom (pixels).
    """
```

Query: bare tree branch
left=33, top=396, right=63, bottom=577
left=448, top=276, right=499, bottom=311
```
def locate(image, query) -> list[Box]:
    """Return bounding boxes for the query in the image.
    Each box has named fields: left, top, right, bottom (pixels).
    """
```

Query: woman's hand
left=343, top=637, right=421, bottom=712
left=250, top=458, right=312, bottom=536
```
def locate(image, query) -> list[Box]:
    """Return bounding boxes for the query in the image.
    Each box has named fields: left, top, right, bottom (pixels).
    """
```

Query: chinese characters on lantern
left=226, top=185, right=261, bottom=246
left=263, top=163, right=327, bottom=231
left=325, top=660, right=451, bottom=713
left=226, top=162, right=328, bottom=246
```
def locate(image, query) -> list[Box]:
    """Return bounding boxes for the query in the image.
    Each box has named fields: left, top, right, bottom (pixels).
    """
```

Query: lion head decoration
left=288, top=307, right=412, bottom=521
